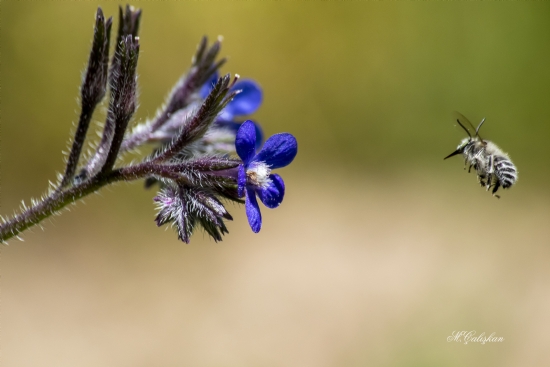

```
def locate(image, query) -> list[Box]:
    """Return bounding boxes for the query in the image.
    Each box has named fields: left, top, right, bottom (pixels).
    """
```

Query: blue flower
left=201, top=73, right=264, bottom=149
left=235, top=120, right=298, bottom=233
left=201, top=73, right=263, bottom=120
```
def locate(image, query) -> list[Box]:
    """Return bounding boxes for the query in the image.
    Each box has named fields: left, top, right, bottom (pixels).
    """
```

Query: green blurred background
left=2, top=2, right=550, bottom=366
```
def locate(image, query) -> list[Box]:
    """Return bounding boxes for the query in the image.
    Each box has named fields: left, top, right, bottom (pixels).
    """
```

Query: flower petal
left=200, top=72, right=219, bottom=99
left=257, top=174, right=285, bottom=208
left=238, top=164, right=246, bottom=198
left=217, top=120, right=264, bottom=151
left=252, top=121, right=265, bottom=151
left=245, top=187, right=262, bottom=233
left=225, top=79, right=263, bottom=118
left=235, top=120, right=257, bottom=164
left=254, top=133, right=297, bottom=169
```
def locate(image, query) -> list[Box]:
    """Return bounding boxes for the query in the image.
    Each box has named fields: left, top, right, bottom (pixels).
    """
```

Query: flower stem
left=0, top=157, right=240, bottom=243
left=0, top=164, right=164, bottom=243
left=59, top=106, right=94, bottom=188
left=0, top=176, right=108, bottom=243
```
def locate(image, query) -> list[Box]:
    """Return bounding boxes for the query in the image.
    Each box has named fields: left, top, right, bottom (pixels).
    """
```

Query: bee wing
left=452, top=111, right=478, bottom=139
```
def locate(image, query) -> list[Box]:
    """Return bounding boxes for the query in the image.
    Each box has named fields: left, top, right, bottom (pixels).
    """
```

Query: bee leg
left=478, top=176, right=484, bottom=186
left=487, top=155, right=494, bottom=174
left=463, top=157, right=469, bottom=170
left=485, top=155, right=495, bottom=191
left=485, top=175, right=492, bottom=191
left=477, top=170, right=487, bottom=187
left=472, top=159, right=481, bottom=175
left=492, top=181, right=501, bottom=198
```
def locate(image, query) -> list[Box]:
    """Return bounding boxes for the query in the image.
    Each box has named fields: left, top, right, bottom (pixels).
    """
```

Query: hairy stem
left=0, top=177, right=110, bottom=243
left=59, top=106, right=94, bottom=188
left=0, top=160, right=242, bottom=243
left=0, top=170, right=148, bottom=243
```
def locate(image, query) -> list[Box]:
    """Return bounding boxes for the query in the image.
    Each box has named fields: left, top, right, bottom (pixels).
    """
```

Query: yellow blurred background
left=2, top=2, right=550, bottom=366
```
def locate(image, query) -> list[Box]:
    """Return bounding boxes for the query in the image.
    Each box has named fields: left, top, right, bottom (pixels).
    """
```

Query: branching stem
left=0, top=161, right=237, bottom=243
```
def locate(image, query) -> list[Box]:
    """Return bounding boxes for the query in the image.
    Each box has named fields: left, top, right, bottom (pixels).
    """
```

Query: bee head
left=444, top=138, right=469, bottom=160
left=445, top=114, right=486, bottom=160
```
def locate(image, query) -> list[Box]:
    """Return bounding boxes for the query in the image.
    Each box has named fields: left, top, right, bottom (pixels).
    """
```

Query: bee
left=444, top=112, right=517, bottom=198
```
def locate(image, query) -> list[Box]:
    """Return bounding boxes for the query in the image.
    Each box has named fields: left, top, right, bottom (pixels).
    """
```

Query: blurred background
left=2, top=2, right=550, bottom=366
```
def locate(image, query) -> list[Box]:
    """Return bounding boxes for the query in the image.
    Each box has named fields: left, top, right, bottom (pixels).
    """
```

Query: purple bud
left=59, top=7, right=113, bottom=188
left=110, top=5, right=142, bottom=85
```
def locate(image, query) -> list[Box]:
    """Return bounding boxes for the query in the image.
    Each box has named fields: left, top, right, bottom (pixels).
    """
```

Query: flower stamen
left=246, top=161, right=272, bottom=188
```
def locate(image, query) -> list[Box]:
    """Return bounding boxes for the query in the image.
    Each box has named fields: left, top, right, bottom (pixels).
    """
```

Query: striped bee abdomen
left=493, top=155, right=517, bottom=189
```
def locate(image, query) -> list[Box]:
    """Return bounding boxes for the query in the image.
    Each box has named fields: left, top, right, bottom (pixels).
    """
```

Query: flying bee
left=444, top=112, right=517, bottom=198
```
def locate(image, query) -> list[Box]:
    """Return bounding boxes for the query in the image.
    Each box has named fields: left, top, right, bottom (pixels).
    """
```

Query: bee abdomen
left=494, top=156, right=517, bottom=188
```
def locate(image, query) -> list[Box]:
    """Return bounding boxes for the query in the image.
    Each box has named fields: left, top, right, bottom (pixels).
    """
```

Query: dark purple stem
left=60, top=106, right=94, bottom=188
left=0, top=160, right=239, bottom=243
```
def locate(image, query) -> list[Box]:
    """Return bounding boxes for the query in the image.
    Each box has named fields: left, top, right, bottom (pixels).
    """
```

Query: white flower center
left=247, top=162, right=272, bottom=188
